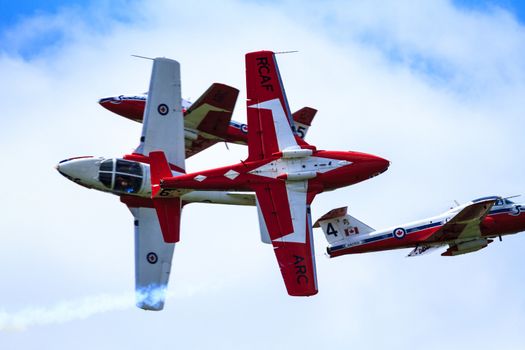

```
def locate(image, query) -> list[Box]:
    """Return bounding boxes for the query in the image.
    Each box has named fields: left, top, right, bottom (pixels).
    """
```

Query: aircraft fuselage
left=56, top=155, right=255, bottom=206
left=327, top=200, right=525, bottom=257
left=159, top=148, right=389, bottom=195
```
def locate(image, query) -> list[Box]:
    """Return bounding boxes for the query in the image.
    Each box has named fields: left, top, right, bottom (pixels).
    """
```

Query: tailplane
left=149, top=151, right=183, bottom=243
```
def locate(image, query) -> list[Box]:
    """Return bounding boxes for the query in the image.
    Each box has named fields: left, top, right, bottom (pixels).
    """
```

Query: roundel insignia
left=240, top=123, right=248, bottom=134
left=157, top=103, right=169, bottom=115
left=393, top=227, right=406, bottom=239
left=146, top=252, right=158, bottom=264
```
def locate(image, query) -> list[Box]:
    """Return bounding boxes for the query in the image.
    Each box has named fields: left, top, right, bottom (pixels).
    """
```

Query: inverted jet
left=150, top=51, right=390, bottom=296
left=57, top=58, right=254, bottom=310
left=99, top=86, right=317, bottom=157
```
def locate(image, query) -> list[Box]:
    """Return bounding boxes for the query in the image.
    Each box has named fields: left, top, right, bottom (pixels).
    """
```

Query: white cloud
left=1, top=0, right=524, bottom=348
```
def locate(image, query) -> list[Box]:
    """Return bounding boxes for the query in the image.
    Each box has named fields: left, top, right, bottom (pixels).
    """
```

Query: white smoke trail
left=0, top=292, right=135, bottom=331
left=0, top=283, right=210, bottom=331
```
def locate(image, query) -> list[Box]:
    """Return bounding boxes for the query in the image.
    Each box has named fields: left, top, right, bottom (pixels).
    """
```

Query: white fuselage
left=56, top=156, right=255, bottom=206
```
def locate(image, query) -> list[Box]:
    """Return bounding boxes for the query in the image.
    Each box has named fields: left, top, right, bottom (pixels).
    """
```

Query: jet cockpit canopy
left=98, top=158, right=143, bottom=193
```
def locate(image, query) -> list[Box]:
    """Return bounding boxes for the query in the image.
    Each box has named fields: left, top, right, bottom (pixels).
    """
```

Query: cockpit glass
left=116, top=159, right=142, bottom=176
left=100, top=159, right=113, bottom=172
left=114, top=174, right=142, bottom=193
left=504, top=199, right=514, bottom=205
left=99, top=172, right=112, bottom=188
left=98, top=158, right=143, bottom=193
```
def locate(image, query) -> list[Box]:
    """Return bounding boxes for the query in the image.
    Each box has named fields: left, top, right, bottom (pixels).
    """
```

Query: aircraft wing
left=245, top=51, right=299, bottom=161
left=129, top=207, right=175, bottom=311
left=423, top=199, right=496, bottom=243
left=245, top=51, right=317, bottom=296
left=135, top=58, right=185, bottom=170
left=253, top=181, right=318, bottom=296
left=184, top=83, right=239, bottom=157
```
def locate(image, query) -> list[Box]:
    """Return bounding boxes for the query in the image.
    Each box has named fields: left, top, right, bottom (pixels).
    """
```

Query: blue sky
left=0, top=0, right=138, bottom=59
left=455, top=0, right=525, bottom=21
left=1, top=1, right=524, bottom=349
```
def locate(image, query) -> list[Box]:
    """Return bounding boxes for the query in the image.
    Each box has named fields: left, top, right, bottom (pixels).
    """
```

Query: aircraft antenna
left=505, top=194, right=521, bottom=200
left=274, top=50, right=299, bottom=55
left=131, top=54, right=154, bottom=60
left=453, top=200, right=460, bottom=207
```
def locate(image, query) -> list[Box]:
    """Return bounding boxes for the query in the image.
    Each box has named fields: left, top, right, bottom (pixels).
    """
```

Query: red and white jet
left=99, top=85, right=317, bottom=157
left=150, top=51, right=390, bottom=296
left=56, top=58, right=255, bottom=310
left=315, top=196, right=525, bottom=257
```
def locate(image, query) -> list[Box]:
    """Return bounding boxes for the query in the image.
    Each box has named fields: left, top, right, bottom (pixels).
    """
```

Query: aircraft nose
left=365, top=155, right=390, bottom=178
left=55, top=156, right=96, bottom=182
left=374, top=156, right=390, bottom=171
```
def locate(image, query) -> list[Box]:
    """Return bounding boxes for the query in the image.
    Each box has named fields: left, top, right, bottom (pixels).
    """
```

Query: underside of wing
left=129, top=207, right=175, bottom=311
left=441, top=238, right=493, bottom=256
left=424, top=199, right=496, bottom=243
left=254, top=180, right=318, bottom=296
left=135, top=58, right=185, bottom=170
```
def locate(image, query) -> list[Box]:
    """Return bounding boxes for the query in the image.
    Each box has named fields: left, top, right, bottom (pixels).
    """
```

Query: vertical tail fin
left=149, top=151, right=182, bottom=243
left=292, top=107, right=316, bottom=139
left=314, top=207, right=375, bottom=245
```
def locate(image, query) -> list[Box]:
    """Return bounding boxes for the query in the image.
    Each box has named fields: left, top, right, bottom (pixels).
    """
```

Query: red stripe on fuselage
left=329, top=227, right=439, bottom=257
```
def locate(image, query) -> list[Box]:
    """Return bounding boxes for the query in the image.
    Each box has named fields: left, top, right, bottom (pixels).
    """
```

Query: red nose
left=366, top=155, right=390, bottom=177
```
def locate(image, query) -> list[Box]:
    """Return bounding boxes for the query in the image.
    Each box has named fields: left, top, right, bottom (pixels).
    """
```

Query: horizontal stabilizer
left=149, top=151, right=173, bottom=195
left=149, top=151, right=183, bottom=243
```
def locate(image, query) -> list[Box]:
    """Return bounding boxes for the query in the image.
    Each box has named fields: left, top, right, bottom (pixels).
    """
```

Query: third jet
left=315, top=196, right=525, bottom=257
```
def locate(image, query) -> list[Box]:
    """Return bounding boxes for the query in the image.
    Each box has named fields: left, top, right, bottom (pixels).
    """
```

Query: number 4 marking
left=326, top=223, right=338, bottom=237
